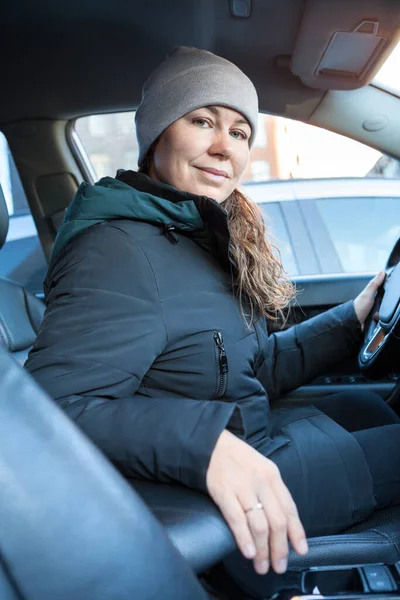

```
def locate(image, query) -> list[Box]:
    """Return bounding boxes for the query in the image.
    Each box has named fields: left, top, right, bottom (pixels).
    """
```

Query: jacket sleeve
left=25, top=223, right=242, bottom=493
left=256, top=301, right=363, bottom=400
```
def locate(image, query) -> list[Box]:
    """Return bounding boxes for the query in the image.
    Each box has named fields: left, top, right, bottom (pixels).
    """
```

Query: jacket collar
left=52, top=170, right=233, bottom=274
left=116, top=170, right=234, bottom=273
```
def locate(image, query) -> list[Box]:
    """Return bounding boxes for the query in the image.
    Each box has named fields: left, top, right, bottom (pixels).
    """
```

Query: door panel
left=292, top=273, right=372, bottom=307
left=279, top=273, right=397, bottom=400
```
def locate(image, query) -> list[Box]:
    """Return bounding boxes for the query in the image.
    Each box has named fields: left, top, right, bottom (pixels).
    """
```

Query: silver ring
left=244, top=502, right=264, bottom=513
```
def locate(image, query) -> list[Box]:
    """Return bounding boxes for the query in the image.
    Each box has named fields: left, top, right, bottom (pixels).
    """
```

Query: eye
left=192, top=117, right=211, bottom=128
left=230, top=129, right=248, bottom=141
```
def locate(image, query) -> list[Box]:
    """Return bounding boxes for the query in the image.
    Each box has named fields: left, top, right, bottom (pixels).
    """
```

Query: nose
left=208, top=128, right=233, bottom=159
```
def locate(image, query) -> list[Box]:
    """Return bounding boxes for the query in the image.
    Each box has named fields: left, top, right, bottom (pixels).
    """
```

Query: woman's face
left=148, top=105, right=252, bottom=203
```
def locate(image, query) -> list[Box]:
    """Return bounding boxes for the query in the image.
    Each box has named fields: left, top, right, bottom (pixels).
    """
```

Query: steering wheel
left=358, top=259, right=400, bottom=380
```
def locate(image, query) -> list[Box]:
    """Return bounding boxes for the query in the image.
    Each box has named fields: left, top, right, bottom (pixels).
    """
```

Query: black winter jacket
left=26, top=171, right=365, bottom=495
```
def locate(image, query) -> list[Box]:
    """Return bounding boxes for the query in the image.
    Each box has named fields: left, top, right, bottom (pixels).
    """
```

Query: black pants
left=223, top=391, right=400, bottom=598
left=311, top=391, right=400, bottom=513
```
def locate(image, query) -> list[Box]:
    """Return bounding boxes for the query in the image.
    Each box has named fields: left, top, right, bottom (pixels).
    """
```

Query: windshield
left=373, top=41, right=400, bottom=94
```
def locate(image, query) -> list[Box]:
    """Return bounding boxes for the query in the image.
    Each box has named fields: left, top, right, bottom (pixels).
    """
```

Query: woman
left=26, top=46, right=400, bottom=591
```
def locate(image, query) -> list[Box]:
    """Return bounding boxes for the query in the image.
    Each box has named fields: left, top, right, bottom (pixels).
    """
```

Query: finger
left=376, top=270, right=386, bottom=282
left=217, top=495, right=257, bottom=561
left=374, top=311, right=380, bottom=322
left=268, top=469, right=308, bottom=558
left=369, top=271, right=385, bottom=291
left=258, top=482, right=289, bottom=573
left=245, top=508, right=270, bottom=574
left=283, top=495, right=308, bottom=556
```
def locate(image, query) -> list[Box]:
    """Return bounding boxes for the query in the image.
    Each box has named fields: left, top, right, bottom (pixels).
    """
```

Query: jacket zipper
left=213, top=331, right=228, bottom=398
left=163, top=223, right=179, bottom=244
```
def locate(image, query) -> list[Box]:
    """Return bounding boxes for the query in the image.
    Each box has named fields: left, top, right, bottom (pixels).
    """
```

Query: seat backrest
left=0, top=186, right=45, bottom=363
left=0, top=345, right=208, bottom=600
left=0, top=560, right=19, bottom=600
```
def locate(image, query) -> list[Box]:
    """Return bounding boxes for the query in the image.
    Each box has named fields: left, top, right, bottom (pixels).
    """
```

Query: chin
left=201, top=186, right=228, bottom=203
left=183, top=181, right=228, bottom=203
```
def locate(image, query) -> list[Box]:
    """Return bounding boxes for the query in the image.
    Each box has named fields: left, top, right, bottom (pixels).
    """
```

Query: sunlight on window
left=373, top=41, right=400, bottom=93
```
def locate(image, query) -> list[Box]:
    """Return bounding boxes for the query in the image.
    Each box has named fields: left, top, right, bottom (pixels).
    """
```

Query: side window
left=0, top=132, right=48, bottom=294
left=74, top=112, right=400, bottom=277
left=316, top=197, right=400, bottom=272
left=74, top=113, right=137, bottom=178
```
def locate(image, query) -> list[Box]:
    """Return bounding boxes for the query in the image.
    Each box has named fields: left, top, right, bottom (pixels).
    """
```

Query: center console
left=204, top=558, right=400, bottom=599
left=275, top=562, right=400, bottom=600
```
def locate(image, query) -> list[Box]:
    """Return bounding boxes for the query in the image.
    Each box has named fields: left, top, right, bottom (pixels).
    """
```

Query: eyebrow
left=204, top=105, right=251, bottom=127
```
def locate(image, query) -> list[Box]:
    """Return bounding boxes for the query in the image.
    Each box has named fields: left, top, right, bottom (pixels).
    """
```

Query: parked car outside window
left=244, top=178, right=400, bottom=276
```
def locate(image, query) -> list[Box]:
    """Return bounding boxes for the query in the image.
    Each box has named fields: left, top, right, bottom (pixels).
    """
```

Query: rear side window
left=74, top=112, right=396, bottom=183
left=0, top=132, right=48, bottom=294
left=75, top=112, right=137, bottom=178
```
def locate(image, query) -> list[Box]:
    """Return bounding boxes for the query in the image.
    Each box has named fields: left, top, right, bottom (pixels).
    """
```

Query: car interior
left=0, top=0, right=400, bottom=598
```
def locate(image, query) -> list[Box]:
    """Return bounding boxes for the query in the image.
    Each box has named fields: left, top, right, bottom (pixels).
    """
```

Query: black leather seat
left=0, top=345, right=208, bottom=600
left=0, top=187, right=44, bottom=364
left=132, top=481, right=400, bottom=572
left=0, top=186, right=399, bottom=590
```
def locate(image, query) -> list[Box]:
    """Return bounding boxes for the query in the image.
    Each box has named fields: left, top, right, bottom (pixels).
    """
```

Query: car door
left=282, top=273, right=398, bottom=401
left=264, top=178, right=400, bottom=401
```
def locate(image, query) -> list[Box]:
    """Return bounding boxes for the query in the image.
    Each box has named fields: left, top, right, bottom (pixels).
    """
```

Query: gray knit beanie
left=135, top=46, right=259, bottom=166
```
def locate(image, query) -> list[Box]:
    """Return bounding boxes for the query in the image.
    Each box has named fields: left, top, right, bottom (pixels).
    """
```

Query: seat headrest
left=0, top=184, right=9, bottom=249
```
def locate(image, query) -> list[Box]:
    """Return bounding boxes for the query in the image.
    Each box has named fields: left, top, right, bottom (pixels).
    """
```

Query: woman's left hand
left=353, top=271, right=386, bottom=331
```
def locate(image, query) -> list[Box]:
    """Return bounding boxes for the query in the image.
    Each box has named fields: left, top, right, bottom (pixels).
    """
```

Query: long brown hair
left=139, top=144, right=295, bottom=324
left=223, top=189, right=295, bottom=323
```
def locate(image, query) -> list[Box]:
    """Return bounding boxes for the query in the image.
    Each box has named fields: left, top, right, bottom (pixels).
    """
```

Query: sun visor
left=291, top=0, right=400, bottom=90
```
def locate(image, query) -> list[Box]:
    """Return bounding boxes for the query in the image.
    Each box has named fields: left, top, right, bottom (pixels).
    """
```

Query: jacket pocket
left=213, top=331, right=228, bottom=399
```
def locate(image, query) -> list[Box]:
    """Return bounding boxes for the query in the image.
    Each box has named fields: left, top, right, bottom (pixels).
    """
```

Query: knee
left=351, top=390, right=386, bottom=410
left=327, top=390, right=385, bottom=412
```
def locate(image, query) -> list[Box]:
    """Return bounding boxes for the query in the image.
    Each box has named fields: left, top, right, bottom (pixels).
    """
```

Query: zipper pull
left=214, top=331, right=224, bottom=348
left=214, top=332, right=228, bottom=373
left=163, top=223, right=179, bottom=244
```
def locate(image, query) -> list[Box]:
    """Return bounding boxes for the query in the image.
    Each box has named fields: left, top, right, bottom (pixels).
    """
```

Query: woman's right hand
left=206, top=430, right=308, bottom=575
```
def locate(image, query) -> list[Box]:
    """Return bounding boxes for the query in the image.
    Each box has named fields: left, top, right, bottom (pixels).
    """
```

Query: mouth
left=195, top=167, right=229, bottom=182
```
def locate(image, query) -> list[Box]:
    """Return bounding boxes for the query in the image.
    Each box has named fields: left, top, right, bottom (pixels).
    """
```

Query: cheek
left=156, top=136, right=192, bottom=175
left=153, top=145, right=177, bottom=182
left=241, top=147, right=251, bottom=172
left=233, top=147, right=250, bottom=181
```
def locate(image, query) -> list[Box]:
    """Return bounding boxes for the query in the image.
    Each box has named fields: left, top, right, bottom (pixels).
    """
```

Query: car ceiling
left=0, top=0, right=324, bottom=125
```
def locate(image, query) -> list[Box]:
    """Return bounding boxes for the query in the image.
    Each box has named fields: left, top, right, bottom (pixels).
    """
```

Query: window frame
left=67, top=121, right=97, bottom=185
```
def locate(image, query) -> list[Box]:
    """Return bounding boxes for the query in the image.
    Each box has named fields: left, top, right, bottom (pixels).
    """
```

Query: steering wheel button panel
left=362, top=565, right=396, bottom=592
left=380, top=263, right=400, bottom=329
left=359, top=260, right=400, bottom=378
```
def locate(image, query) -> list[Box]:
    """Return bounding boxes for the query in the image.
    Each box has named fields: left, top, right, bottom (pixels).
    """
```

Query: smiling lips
left=196, top=166, right=229, bottom=181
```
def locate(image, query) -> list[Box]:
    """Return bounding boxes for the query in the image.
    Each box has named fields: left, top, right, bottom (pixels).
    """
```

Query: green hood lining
left=51, top=175, right=205, bottom=260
